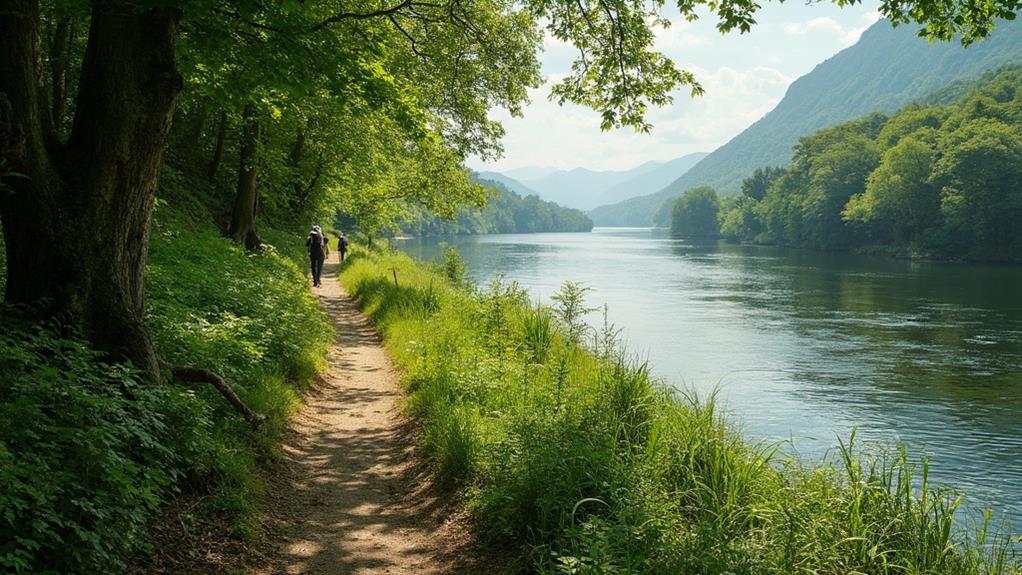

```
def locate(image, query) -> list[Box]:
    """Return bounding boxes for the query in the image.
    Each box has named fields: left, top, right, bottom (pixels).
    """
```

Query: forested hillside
left=678, top=66, right=1022, bottom=261
left=591, top=17, right=1022, bottom=226
left=399, top=179, right=594, bottom=236
left=475, top=171, right=542, bottom=197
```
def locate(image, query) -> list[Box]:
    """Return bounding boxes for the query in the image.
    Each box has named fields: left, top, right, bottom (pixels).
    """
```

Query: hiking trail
left=255, top=258, right=471, bottom=575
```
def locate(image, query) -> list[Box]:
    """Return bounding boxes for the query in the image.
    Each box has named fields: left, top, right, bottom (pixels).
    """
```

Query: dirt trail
left=255, top=258, right=468, bottom=575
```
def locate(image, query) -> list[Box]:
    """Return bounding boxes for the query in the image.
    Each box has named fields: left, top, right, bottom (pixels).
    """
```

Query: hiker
left=306, top=225, right=328, bottom=286
left=338, top=233, right=349, bottom=263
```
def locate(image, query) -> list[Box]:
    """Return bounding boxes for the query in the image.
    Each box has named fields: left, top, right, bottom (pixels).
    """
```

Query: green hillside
left=399, top=178, right=594, bottom=236
left=475, top=171, right=542, bottom=197
left=590, top=17, right=1022, bottom=226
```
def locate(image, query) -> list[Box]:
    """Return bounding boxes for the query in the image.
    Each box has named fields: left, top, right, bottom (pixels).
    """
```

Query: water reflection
left=395, top=229, right=1022, bottom=527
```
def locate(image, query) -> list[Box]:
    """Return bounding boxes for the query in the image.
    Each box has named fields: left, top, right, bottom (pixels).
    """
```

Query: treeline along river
left=396, top=227, right=1022, bottom=529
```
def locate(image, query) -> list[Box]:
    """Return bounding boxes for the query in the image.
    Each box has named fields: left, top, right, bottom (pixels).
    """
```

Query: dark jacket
left=306, top=232, right=327, bottom=258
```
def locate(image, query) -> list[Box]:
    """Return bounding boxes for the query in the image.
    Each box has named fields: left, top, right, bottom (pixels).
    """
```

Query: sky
left=468, top=1, right=883, bottom=173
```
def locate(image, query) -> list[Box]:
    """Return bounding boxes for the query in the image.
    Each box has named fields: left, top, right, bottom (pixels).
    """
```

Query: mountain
left=589, top=17, right=1022, bottom=226
left=594, top=152, right=707, bottom=207
left=520, top=161, right=662, bottom=210
left=503, top=166, right=561, bottom=180
left=491, top=153, right=706, bottom=211
left=475, top=171, right=541, bottom=198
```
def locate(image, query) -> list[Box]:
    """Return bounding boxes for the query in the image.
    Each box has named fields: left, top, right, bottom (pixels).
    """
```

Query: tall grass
left=342, top=246, right=1020, bottom=575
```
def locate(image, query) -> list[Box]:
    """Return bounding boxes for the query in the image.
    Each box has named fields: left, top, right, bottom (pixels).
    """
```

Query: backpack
left=309, top=231, right=323, bottom=250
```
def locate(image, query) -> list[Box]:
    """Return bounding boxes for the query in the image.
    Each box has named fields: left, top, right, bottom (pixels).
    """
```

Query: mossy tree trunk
left=207, top=109, right=227, bottom=181
left=228, top=103, right=262, bottom=250
left=0, top=0, right=181, bottom=381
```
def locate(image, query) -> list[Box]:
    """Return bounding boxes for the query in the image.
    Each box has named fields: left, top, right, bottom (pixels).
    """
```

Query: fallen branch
left=161, top=361, right=267, bottom=426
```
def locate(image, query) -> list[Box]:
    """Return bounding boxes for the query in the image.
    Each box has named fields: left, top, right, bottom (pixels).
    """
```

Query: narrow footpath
left=256, top=259, right=470, bottom=575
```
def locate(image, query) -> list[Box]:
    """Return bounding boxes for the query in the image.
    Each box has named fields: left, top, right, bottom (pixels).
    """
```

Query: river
left=394, top=227, right=1022, bottom=529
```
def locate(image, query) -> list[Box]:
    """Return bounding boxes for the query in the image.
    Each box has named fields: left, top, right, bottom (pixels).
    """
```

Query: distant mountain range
left=480, top=152, right=707, bottom=211
left=588, top=17, right=1022, bottom=227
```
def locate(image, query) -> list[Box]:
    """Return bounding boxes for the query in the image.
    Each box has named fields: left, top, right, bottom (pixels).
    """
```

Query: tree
left=741, top=166, right=783, bottom=201
left=788, top=116, right=885, bottom=249
left=719, top=195, right=764, bottom=242
left=932, top=117, right=1022, bottom=253
left=1, top=1, right=181, bottom=379
left=4, top=0, right=1021, bottom=379
left=671, top=186, right=720, bottom=238
left=843, top=134, right=939, bottom=245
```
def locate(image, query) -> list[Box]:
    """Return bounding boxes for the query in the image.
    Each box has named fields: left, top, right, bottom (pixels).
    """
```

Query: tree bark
left=1, top=0, right=181, bottom=381
left=48, top=16, right=73, bottom=131
left=228, top=103, right=262, bottom=250
left=207, top=109, right=227, bottom=180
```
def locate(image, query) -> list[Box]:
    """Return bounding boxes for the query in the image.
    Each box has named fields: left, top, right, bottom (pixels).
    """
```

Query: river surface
left=394, top=228, right=1022, bottom=529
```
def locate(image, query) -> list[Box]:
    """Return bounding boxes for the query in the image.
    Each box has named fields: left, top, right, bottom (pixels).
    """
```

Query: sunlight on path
left=255, top=258, right=465, bottom=575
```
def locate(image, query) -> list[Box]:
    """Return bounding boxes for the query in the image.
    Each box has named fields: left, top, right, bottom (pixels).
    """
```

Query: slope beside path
left=255, top=258, right=470, bottom=575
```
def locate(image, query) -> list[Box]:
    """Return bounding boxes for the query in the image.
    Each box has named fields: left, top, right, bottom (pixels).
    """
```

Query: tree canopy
left=718, top=65, right=1022, bottom=261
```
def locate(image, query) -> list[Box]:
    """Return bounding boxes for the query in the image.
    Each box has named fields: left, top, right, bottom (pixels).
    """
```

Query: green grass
left=0, top=201, right=331, bottom=573
left=342, top=246, right=1021, bottom=575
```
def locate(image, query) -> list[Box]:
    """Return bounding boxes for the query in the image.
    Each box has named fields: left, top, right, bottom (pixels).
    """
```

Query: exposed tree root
left=161, top=361, right=267, bottom=426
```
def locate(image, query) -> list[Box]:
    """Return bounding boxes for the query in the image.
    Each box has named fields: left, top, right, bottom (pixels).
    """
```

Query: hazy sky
left=468, top=1, right=883, bottom=173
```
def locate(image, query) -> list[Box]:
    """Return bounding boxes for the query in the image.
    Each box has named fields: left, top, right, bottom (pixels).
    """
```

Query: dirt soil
left=253, top=258, right=479, bottom=575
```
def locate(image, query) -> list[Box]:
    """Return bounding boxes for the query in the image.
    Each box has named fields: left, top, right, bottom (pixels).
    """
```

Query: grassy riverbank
left=342, top=246, right=1020, bottom=575
left=0, top=202, right=331, bottom=573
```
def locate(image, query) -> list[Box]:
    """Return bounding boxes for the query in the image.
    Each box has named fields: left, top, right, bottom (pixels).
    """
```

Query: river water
left=394, top=227, right=1022, bottom=528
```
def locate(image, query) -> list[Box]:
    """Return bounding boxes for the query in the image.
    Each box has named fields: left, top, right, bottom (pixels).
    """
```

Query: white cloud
left=654, top=19, right=708, bottom=51
left=783, top=12, right=882, bottom=46
left=465, top=1, right=883, bottom=174
left=471, top=65, right=792, bottom=172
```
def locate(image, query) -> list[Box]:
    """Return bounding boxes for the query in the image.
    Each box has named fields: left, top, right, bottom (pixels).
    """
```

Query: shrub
left=0, top=314, right=206, bottom=574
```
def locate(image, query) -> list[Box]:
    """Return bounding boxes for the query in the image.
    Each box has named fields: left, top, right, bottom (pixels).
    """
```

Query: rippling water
left=395, top=228, right=1022, bottom=528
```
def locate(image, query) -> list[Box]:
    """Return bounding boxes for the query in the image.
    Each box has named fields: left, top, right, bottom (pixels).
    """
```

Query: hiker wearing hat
left=305, top=225, right=329, bottom=287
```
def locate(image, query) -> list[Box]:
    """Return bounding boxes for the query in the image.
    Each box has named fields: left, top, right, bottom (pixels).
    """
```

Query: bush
left=0, top=314, right=206, bottom=574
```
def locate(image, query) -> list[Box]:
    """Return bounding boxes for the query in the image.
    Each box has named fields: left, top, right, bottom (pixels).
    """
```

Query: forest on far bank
left=669, top=65, right=1022, bottom=262
left=394, top=178, right=594, bottom=237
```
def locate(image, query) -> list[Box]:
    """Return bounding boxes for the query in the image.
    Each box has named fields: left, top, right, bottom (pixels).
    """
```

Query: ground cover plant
left=342, top=246, right=1021, bottom=575
left=0, top=202, right=330, bottom=573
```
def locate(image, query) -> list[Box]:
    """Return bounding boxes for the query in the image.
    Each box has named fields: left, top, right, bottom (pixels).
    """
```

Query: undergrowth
left=342, top=246, right=1021, bottom=575
left=0, top=198, right=330, bottom=573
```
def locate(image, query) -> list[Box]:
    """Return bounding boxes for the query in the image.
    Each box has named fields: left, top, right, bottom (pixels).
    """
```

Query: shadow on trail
left=259, top=259, right=466, bottom=575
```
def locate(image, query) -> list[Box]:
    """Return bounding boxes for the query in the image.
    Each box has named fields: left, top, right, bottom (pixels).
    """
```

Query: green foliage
left=670, top=186, right=721, bottom=238
left=718, top=64, right=1022, bottom=261
left=397, top=178, right=594, bottom=237
left=440, top=244, right=468, bottom=288
left=342, top=248, right=1020, bottom=575
left=0, top=314, right=198, bottom=574
left=0, top=199, right=330, bottom=572
left=550, top=281, right=597, bottom=347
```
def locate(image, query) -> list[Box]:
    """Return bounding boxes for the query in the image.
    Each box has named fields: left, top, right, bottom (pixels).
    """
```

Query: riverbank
left=343, top=245, right=1020, bottom=574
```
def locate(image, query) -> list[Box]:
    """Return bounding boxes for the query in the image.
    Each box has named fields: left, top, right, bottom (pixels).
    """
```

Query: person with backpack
left=306, top=225, right=328, bottom=286
left=338, top=233, right=349, bottom=263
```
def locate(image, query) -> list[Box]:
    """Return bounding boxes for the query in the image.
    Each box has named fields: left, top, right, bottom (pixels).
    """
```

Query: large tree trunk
left=228, top=103, right=262, bottom=250
left=206, top=109, right=226, bottom=180
left=48, top=16, right=73, bottom=131
left=1, top=0, right=181, bottom=381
